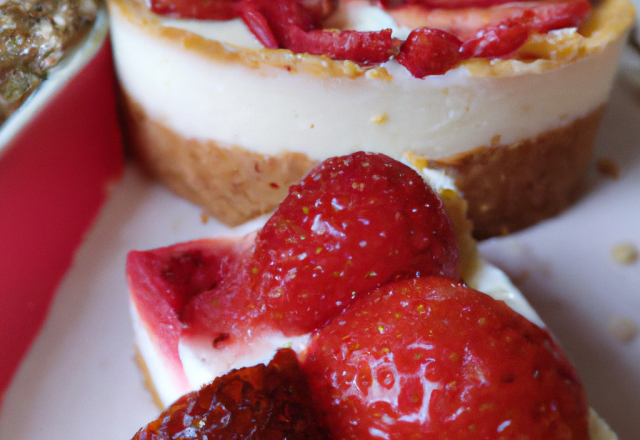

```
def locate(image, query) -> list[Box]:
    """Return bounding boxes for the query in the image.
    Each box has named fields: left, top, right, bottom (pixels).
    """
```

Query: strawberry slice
left=460, top=19, right=530, bottom=58
left=251, top=152, right=459, bottom=335
left=127, top=236, right=256, bottom=363
left=396, top=28, right=463, bottom=77
left=460, top=0, right=591, bottom=58
left=132, top=348, right=330, bottom=440
left=302, top=276, right=590, bottom=440
left=148, top=0, right=242, bottom=20
left=379, top=0, right=533, bottom=9
left=240, top=0, right=398, bottom=64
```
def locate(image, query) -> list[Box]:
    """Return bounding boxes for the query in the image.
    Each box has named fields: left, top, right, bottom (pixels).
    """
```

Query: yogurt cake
left=109, top=0, right=633, bottom=238
left=126, top=152, right=615, bottom=439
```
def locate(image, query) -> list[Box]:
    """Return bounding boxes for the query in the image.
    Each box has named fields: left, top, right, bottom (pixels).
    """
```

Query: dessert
left=127, top=152, right=615, bottom=439
left=109, top=0, right=634, bottom=238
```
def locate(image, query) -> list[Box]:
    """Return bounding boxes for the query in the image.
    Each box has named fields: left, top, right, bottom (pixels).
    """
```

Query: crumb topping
left=0, top=0, right=100, bottom=124
left=611, top=242, right=639, bottom=265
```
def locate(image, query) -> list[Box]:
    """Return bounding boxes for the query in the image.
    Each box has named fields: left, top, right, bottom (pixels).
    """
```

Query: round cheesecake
left=108, top=0, right=634, bottom=238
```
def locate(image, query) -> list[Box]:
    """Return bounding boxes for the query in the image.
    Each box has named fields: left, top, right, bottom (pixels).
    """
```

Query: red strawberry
left=148, top=0, right=242, bottom=20
left=251, top=152, right=459, bottom=335
left=302, top=277, right=589, bottom=440
left=239, top=0, right=398, bottom=65
left=396, top=28, right=463, bottom=78
left=132, top=348, right=330, bottom=440
left=460, top=0, right=591, bottom=59
left=127, top=236, right=257, bottom=362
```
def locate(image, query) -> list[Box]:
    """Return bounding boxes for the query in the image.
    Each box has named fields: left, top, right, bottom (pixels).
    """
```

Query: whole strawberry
left=251, top=152, right=459, bottom=334
left=302, top=277, right=589, bottom=440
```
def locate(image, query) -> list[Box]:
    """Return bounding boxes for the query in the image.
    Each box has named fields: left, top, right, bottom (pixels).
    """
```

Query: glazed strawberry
left=149, top=0, right=241, bottom=20
left=302, top=277, right=589, bottom=440
left=460, top=19, right=530, bottom=59
left=460, top=0, right=591, bottom=59
left=240, top=0, right=398, bottom=64
left=396, top=28, right=463, bottom=77
left=251, top=152, right=459, bottom=335
left=132, top=349, right=330, bottom=440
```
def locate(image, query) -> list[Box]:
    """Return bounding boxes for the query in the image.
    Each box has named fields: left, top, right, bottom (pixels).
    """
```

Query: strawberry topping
left=302, top=277, right=590, bottom=440
left=149, top=0, right=242, bottom=20
left=252, top=152, right=458, bottom=334
left=460, top=0, right=591, bottom=58
left=396, top=28, right=463, bottom=78
left=239, top=0, right=399, bottom=64
left=133, top=348, right=330, bottom=440
left=127, top=155, right=591, bottom=440
left=147, top=0, right=591, bottom=75
left=128, top=152, right=458, bottom=343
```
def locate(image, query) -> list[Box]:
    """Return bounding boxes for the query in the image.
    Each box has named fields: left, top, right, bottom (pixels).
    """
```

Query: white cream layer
left=132, top=300, right=311, bottom=407
left=109, top=1, right=624, bottom=162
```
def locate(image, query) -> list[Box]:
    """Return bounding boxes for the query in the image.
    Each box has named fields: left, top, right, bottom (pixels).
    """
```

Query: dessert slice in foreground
left=127, top=152, right=616, bottom=439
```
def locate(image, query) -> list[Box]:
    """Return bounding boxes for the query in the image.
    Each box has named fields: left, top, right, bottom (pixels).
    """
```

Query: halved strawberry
left=132, top=348, right=329, bottom=440
left=251, top=152, right=459, bottom=335
left=396, top=28, right=463, bottom=77
left=127, top=236, right=256, bottom=362
left=302, top=277, right=589, bottom=440
left=460, top=0, right=591, bottom=58
left=239, top=0, right=399, bottom=64
left=148, top=0, right=242, bottom=20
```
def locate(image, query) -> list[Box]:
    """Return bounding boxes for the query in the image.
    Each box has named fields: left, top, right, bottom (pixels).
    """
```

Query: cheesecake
left=109, top=0, right=633, bottom=238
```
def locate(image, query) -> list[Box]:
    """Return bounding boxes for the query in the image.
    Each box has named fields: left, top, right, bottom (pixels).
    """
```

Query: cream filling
left=131, top=304, right=191, bottom=406
left=109, top=2, right=623, bottom=162
left=178, top=332, right=311, bottom=393
left=131, top=303, right=311, bottom=406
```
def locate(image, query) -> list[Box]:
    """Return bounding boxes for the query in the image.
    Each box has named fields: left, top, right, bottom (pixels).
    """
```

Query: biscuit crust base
left=121, top=93, right=317, bottom=226
left=429, top=105, right=606, bottom=239
left=122, top=92, right=604, bottom=239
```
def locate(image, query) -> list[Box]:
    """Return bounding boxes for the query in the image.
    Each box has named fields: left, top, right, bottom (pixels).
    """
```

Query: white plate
left=0, top=75, right=639, bottom=439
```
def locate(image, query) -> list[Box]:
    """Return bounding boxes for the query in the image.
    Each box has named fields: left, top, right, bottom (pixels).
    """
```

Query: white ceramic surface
left=0, top=75, right=638, bottom=440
